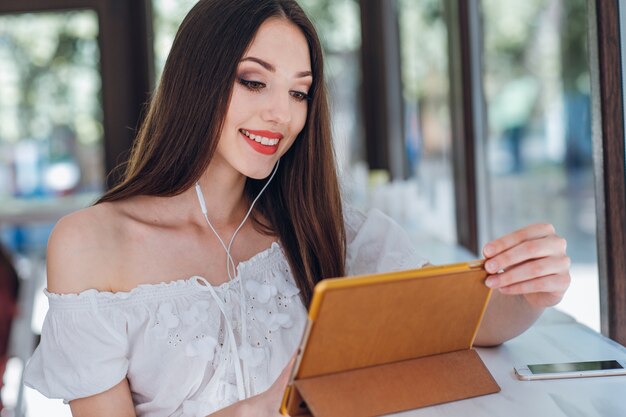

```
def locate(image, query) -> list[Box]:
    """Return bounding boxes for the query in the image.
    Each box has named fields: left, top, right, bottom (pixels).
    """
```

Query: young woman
left=23, top=0, right=571, bottom=416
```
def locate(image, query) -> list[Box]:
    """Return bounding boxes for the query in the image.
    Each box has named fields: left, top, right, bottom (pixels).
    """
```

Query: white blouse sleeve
left=23, top=290, right=129, bottom=402
left=344, top=206, right=428, bottom=276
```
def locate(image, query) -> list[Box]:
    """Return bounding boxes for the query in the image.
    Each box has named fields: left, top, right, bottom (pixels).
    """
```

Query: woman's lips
left=239, top=129, right=282, bottom=155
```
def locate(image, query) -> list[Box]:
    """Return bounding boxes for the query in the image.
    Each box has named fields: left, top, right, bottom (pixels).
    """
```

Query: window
left=0, top=10, right=103, bottom=253
left=397, top=0, right=457, bottom=250
left=299, top=0, right=362, bottom=176
left=0, top=3, right=151, bottom=414
left=482, top=0, right=598, bottom=329
left=152, top=0, right=199, bottom=81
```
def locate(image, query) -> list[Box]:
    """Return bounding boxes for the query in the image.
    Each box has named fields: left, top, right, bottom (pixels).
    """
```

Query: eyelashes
left=237, top=77, right=311, bottom=103
left=238, top=78, right=264, bottom=91
left=290, top=90, right=311, bottom=102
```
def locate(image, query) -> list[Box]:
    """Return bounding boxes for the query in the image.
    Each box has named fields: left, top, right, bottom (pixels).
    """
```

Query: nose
left=261, top=88, right=291, bottom=125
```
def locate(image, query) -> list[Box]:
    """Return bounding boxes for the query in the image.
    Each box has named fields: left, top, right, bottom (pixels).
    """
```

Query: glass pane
left=152, top=0, right=199, bottom=81
left=0, top=10, right=103, bottom=253
left=297, top=0, right=362, bottom=185
left=482, top=0, right=598, bottom=329
left=397, top=0, right=457, bottom=252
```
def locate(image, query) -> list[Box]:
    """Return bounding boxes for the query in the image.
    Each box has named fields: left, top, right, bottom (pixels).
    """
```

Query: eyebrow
left=241, top=56, right=312, bottom=78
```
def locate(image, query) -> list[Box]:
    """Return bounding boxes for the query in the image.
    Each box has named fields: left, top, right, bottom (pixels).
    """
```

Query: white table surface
left=393, top=309, right=626, bottom=417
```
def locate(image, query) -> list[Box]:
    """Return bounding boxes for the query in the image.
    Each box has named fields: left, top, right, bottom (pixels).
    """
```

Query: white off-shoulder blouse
left=23, top=208, right=427, bottom=417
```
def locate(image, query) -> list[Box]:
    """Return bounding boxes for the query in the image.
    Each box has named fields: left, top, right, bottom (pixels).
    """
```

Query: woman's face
left=215, top=17, right=312, bottom=180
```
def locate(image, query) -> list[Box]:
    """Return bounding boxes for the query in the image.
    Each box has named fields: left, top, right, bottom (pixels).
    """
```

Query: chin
left=240, top=162, right=278, bottom=180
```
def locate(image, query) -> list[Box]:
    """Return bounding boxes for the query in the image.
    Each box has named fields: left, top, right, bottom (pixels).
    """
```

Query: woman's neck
left=127, top=160, right=249, bottom=229
left=194, top=158, right=248, bottom=226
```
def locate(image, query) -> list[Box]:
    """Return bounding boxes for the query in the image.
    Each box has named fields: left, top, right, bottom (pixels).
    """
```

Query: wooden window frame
left=359, top=0, right=408, bottom=179
left=0, top=0, right=154, bottom=188
left=445, top=0, right=490, bottom=255
left=589, top=0, right=626, bottom=344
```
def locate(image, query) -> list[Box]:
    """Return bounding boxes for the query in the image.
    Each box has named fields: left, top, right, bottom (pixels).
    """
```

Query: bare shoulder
left=46, top=202, right=126, bottom=294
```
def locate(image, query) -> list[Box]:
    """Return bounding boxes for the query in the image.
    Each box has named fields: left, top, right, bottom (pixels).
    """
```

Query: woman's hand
left=231, top=357, right=295, bottom=417
left=482, top=223, right=571, bottom=309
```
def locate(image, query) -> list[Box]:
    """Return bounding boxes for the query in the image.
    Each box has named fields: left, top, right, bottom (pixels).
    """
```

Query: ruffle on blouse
left=42, top=242, right=285, bottom=307
left=344, top=207, right=428, bottom=275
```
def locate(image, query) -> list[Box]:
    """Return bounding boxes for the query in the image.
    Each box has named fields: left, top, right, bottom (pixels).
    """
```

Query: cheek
left=282, top=109, right=306, bottom=149
left=292, top=104, right=308, bottom=135
left=225, top=88, right=254, bottom=125
left=281, top=108, right=307, bottom=153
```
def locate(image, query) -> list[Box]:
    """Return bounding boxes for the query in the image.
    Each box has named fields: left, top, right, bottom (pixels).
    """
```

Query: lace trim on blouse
left=45, top=242, right=284, bottom=309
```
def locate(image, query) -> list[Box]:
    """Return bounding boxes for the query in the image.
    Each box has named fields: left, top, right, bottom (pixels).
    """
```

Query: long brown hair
left=97, top=0, right=345, bottom=305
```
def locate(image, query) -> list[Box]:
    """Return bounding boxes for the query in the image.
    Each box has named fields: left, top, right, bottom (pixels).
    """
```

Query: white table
left=395, top=309, right=626, bottom=417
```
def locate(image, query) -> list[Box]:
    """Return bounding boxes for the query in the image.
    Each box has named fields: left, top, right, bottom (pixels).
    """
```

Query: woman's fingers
left=484, top=235, right=567, bottom=274
left=481, top=222, right=571, bottom=309
left=495, top=272, right=571, bottom=295
left=485, top=255, right=571, bottom=289
left=483, top=223, right=557, bottom=258
left=486, top=255, right=571, bottom=308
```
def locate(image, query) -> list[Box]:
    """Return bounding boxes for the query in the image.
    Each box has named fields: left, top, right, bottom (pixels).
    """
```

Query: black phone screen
left=528, top=360, right=623, bottom=374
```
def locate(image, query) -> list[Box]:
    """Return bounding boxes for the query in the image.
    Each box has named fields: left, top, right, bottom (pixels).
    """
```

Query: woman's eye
left=239, top=78, right=265, bottom=91
left=290, top=91, right=311, bottom=102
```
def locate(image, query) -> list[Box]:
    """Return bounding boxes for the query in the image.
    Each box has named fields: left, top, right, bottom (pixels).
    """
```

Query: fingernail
left=485, top=277, right=498, bottom=288
left=486, top=260, right=498, bottom=273
left=484, top=244, right=494, bottom=257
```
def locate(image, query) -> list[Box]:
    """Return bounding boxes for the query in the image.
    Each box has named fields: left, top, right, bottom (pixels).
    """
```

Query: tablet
left=281, top=260, right=499, bottom=417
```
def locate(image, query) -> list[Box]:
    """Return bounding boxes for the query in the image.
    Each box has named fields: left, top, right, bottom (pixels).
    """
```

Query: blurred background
left=0, top=0, right=601, bottom=415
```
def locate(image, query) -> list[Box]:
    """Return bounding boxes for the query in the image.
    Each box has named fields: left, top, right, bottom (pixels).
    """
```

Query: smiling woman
left=20, top=0, right=571, bottom=416
left=21, top=1, right=352, bottom=416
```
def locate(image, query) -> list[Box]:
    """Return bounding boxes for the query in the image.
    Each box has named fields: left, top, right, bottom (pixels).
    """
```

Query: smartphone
left=514, top=359, right=626, bottom=380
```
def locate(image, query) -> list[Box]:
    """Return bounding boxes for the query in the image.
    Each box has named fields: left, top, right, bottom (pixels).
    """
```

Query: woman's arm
left=70, top=379, right=136, bottom=417
left=208, top=356, right=295, bottom=417
left=46, top=212, right=135, bottom=416
left=474, top=223, right=571, bottom=346
left=68, top=375, right=289, bottom=417
left=65, top=353, right=297, bottom=417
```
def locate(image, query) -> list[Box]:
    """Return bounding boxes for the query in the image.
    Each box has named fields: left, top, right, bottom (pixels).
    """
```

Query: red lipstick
left=239, top=129, right=283, bottom=155
left=244, top=129, right=283, bottom=139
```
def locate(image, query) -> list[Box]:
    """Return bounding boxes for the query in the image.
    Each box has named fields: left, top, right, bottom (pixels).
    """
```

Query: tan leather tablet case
left=280, top=261, right=500, bottom=417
